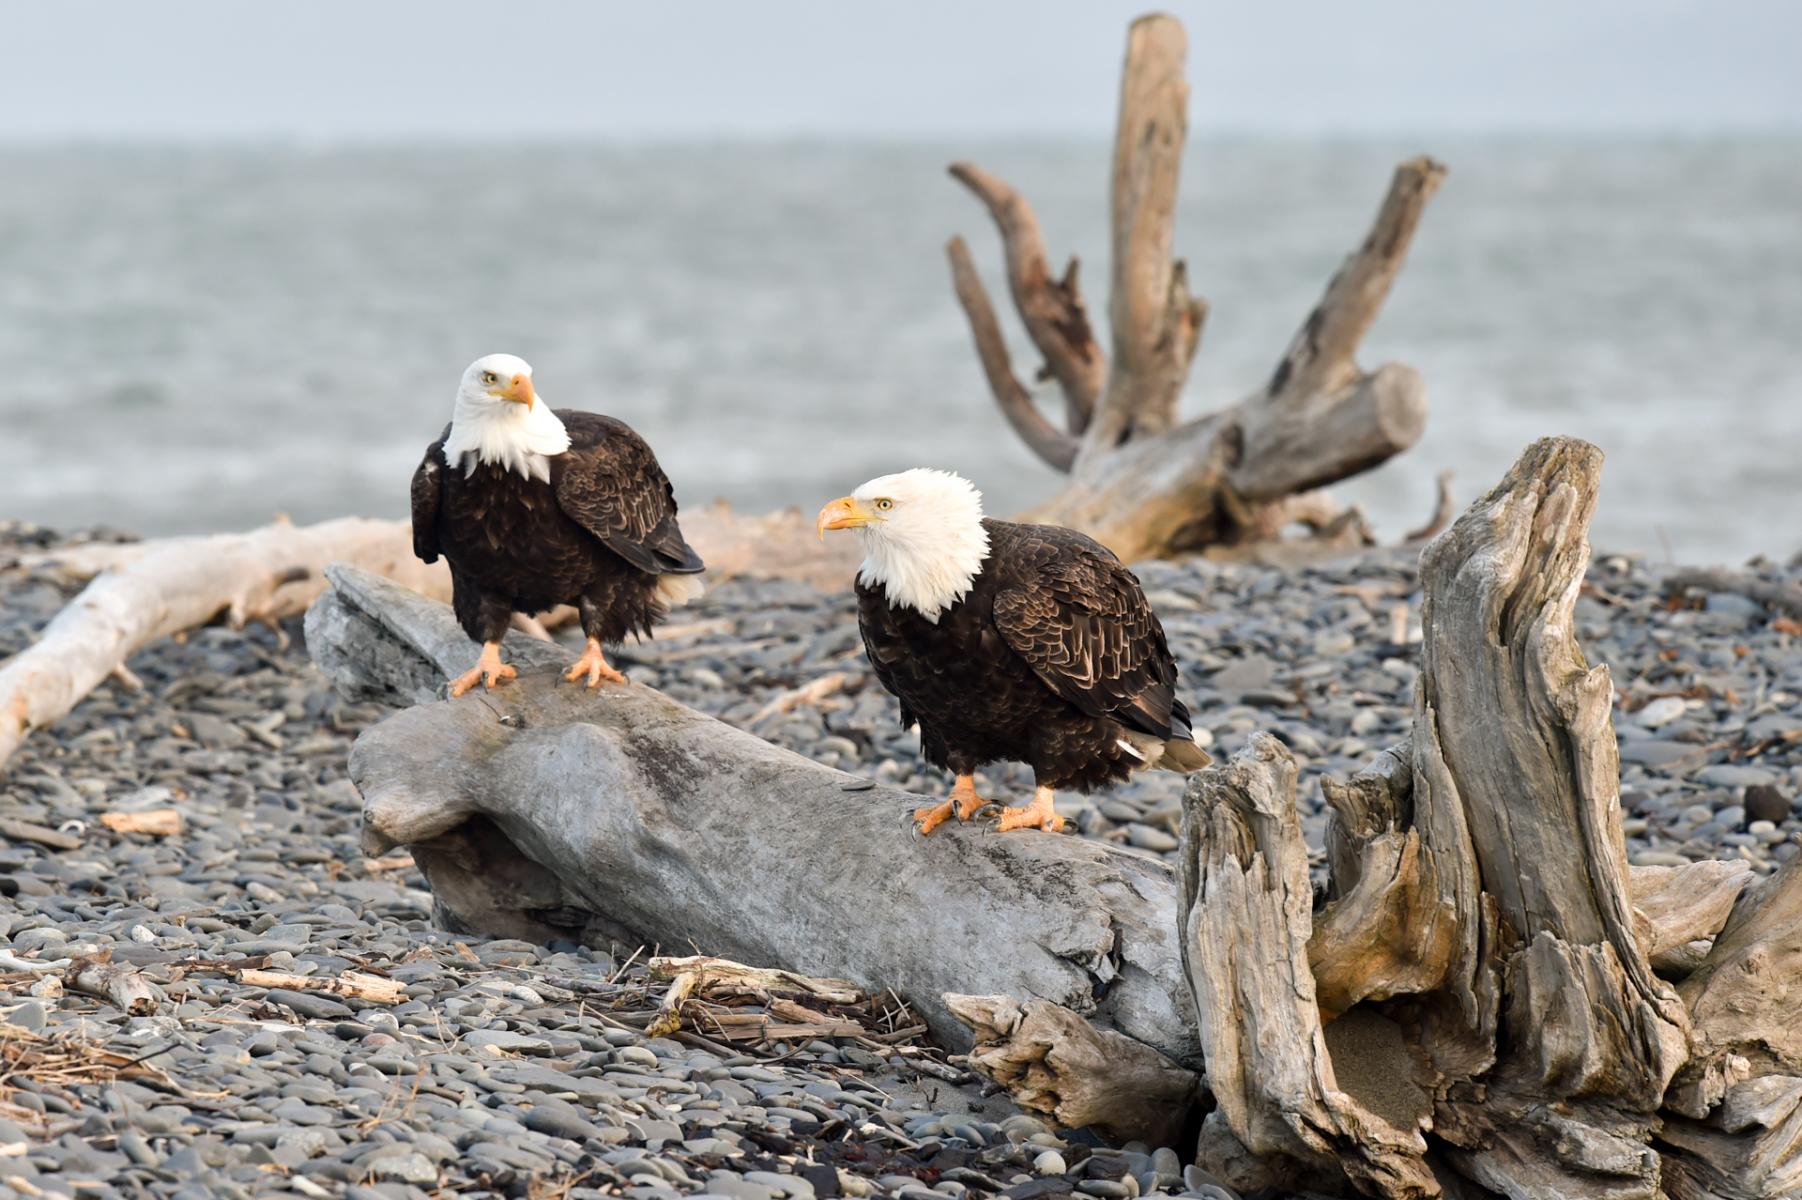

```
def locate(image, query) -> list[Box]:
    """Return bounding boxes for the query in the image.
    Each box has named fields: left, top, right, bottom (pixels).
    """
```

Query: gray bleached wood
left=1174, top=437, right=1802, bottom=1200
left=1678, top=856, right=1802, bottom=1082
left=1660, top=1072, right=1802, bottom=1200
left=309, top=563, right=1198, bottom=1061
left=1178, top=733, right=1438, bottom=1200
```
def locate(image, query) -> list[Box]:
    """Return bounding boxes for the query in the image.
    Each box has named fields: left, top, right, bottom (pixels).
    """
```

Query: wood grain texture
left=1171, top=437, right=1799, bottom=1200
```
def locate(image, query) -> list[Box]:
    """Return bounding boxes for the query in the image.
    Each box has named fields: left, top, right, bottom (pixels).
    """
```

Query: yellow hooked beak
left=494, top=373, right=534, bottom=407
left=816, top=496, right=877, bottom=541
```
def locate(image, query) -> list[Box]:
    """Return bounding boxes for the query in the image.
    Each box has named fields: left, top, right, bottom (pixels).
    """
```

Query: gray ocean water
left=1, top=140, right=1797, bottom=562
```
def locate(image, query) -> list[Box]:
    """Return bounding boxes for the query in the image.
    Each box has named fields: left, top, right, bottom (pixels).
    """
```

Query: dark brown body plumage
left=410, top=411, right=702, bottom=647
left=856, top=519, right=1195, bottom=793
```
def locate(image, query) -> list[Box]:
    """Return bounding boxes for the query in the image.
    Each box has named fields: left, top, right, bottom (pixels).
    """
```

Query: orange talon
left=913, top=798, right=956, bottom=835
left=565, top=638, right=627, bottom=688
left=995, top=785, right=1065, bottom=833
left=449, top=641, right=517, bottom=698
left=915, top=773, right=989, bottom=835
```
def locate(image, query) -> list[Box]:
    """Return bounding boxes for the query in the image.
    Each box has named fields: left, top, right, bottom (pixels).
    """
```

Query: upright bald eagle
left=817, top=469, right=1208, bottom=835
left=411, top=354, right=704, bottom=697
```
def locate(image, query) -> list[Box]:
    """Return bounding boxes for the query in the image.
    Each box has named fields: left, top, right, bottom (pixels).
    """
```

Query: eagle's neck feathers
left=445, top=396, right=571, bottom=485
left=858, top=508, right=990, bottom=624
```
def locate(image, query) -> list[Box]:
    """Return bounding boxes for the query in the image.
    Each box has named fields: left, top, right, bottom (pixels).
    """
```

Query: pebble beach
left=1, top=520, right=1798, bottom=1200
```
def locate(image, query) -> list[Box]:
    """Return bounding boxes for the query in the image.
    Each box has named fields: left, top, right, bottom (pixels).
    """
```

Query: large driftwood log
left=1175, top=437, right=1801, bottom=1200
left=948, top=14, right=1441, bottom=561
left=1, top=504, right=855, bottom=777
left=308, top=564, right=1196, bottom=1065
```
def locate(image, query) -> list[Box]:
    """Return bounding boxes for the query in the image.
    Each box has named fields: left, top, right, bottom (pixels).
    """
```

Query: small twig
left=1663, top=569, right=1802, bottom=620
left=1403, top=470, right=1456, bottom=543
left=749, top=672, right=851, bottom=729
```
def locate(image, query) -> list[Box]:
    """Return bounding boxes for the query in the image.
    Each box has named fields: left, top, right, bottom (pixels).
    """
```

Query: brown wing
left=551, top=410, right=703, bottom=575
left=989, top=529, right=1187, bottom=740
left=408, top=428, right=450, bottom=564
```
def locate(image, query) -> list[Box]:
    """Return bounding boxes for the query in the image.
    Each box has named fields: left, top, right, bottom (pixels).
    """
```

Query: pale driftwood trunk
left=1, top=504, right=856, bottom=778
left=948, top=14, right=1441, bottom=561
left=307, top=564, right=1196, bottom=1065
left=1164, top=437, right=1802, bottom=1200
left=0, top=517, right=448, bottom=773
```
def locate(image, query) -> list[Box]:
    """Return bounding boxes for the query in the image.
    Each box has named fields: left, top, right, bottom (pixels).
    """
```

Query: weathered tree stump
left=948, top=14, right=1442, bottom=562
left=306, top=564, right=1196, bottom=1065
left=1174, top=436, right=1800, bottom=1199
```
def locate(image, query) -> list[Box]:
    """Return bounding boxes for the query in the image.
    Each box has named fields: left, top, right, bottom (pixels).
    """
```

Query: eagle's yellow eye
left=481, top=371, right=498, bottom=385
left=874, top=498, right=894, bottom=511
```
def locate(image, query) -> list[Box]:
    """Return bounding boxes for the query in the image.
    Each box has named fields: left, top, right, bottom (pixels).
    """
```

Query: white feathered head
left=816, top=468, right=991, bottom=622
left=443, top=353, right=570, bottom=483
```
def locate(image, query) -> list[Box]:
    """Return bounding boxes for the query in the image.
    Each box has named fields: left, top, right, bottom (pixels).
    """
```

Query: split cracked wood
left=945, top=992, right=1200, bottom=1148
left=307, top=563, right=1198, bottom=1067
left=1175, top=437, right=1801, bottom=1200
left=947, top=13, right=1441, bottom=561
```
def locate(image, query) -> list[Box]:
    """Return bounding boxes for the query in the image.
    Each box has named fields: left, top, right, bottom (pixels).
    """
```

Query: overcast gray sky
left=7, top=1, right=1799, bottom=140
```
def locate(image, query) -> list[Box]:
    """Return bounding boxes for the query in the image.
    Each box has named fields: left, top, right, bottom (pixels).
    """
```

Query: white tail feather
left=656, top=573, right=705, bottom=609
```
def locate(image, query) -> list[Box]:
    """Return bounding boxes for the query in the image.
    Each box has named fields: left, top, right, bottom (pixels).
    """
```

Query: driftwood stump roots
left=1175, top=437, right=1801, bottom=1200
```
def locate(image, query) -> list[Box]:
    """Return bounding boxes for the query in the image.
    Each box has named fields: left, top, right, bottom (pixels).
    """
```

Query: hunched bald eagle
left=410, top=354, right=704, bottom=697
left=817, top=468, right=1208, bottom=835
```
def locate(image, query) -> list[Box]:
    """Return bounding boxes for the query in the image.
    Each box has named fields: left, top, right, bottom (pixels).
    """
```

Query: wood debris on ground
left=634, top=954, right=959, bottom=1074
left=98, top=808, right=182, bottom=836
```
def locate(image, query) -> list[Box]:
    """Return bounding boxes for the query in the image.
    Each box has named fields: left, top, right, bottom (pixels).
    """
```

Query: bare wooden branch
left=948, top=162, right=1104, bottom=435
left=747, top=670, right=849, bottom=729
left=945, top=993, right=1200, bottom=1147
left=1082, top=13, right=1205, bottom=459
left=0, top=516, right=447, bottom=772
left=2, top=502, right=884, bottom=777
left=945, top=236, right=1079, bottom=471
left=936, top=16, right=1439, bottom=560
left=1663, top=568, right=1802, bottom=620
left=309, top=565, right=1198, bottom=1061
left=1404, top=470, right=1457, bottom=543
left=1230, top=361, right=1429, bottom=503
left=238, top=969, right=405, bottom=1005
left=1264, top=157, right=1447, bottom=402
